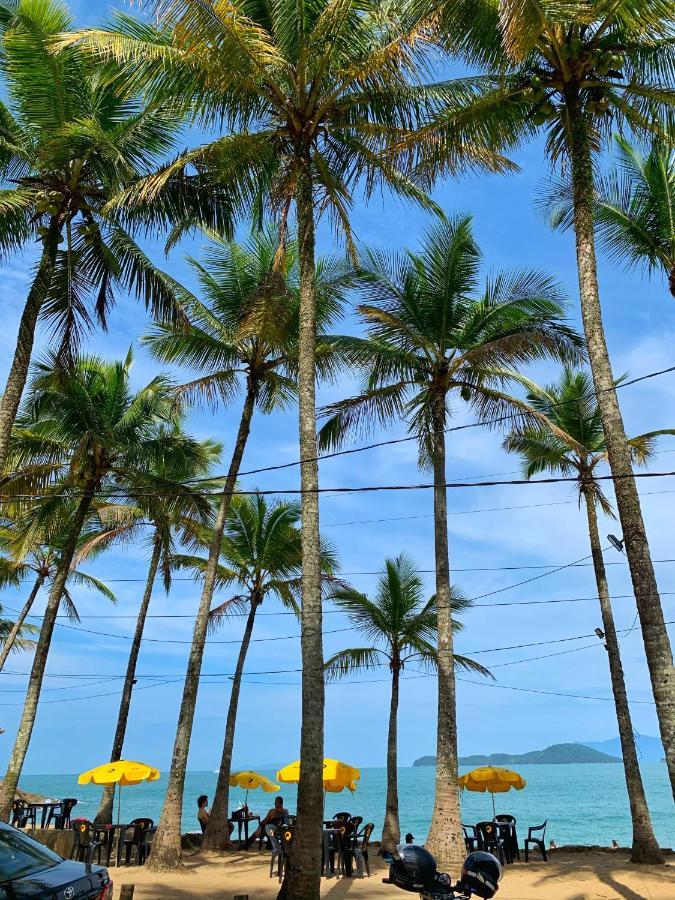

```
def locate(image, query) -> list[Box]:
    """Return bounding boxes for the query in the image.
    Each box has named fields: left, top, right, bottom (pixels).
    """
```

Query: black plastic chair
left=475, top=821, right=505, bottom=864
left=138, top=827, right=156, bottom=865
left=122, top=818, right=154, bottom=865
left=11, top=800, right=30, bottom=828
left=353, top=822, right=374, bottom=877
left=462, top=823, right=479, bottom=852
left=44, top=798, right=78, bottom=830
left=266, top=824, right=284, bottom=882
left=350, top=815, right=363, bottom=831
left=71, top=819, right=102, bottom=864
left=278, top=825, right=295, bottom=880
left=494, top=815, right=519, bottom=863
left=524, top=821, right=548, bottom=862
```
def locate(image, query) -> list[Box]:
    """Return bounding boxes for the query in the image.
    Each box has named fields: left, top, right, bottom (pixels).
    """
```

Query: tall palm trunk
left=426, top=393, right=464, bottom=873
left=278, top=153, right=324, bottom=900
left=381, top=659, right=401, bottom=851
left=0, top=574, right=45, bottom=673
left=569, top=109, right=675, bottom=795
left=148, top=386, right=256, bottom=869
left=0, top=240, right=57, bottom=475
left=96, top=533, right=162, bottom=825
left=203, top=596, right=259, bottom=850
left=0, top=485, right=95, bottom=820
left=584, top=494, right=663, bottom=863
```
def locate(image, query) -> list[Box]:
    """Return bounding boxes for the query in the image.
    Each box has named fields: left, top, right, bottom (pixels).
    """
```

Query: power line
left=0, top=549, right=599, bottom=642
left=4, top=620, right=671, bottom=682
left=15, top=590, right=675, bottom=622
left=14, top=556, right=675, bottom=594
left=0, top=659, right=657, bottom=706
left=322, top=487, right=675, bottom=528
left=5, top=468, right=675, bottom=503
left=455, top=677, right=656, bottom=704
left=183, top=362, right=675, bottom=483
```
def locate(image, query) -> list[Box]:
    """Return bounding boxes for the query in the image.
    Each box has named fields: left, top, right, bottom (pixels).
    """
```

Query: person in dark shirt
left=197, top=795, right=209, bottom=833
left=246, top=796, right=290, bottom=846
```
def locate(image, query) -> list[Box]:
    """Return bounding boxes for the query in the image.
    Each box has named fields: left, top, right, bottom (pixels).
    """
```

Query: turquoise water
left=18, top=764, right=673, bottom=848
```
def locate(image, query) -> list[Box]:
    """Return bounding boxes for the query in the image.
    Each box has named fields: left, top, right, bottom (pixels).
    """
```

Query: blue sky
left=1, top=0, right=674, bottom=776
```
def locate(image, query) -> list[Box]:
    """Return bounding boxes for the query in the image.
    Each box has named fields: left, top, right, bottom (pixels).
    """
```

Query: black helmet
left=460, top=851, right=503, bottom=898
left=389, top=845, right=438, bottom=891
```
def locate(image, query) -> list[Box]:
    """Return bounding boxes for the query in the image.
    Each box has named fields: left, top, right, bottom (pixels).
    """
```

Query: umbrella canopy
left=459, top=766, right=526, bottom=815
left=277, top=758, right=360, bottom=793
left=229, top=771, right=280, bottom=793
left=78, top=760, right=161, bottom=787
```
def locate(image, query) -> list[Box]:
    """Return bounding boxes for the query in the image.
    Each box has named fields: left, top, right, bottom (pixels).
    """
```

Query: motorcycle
left=381, top=846, right=503, bottom=900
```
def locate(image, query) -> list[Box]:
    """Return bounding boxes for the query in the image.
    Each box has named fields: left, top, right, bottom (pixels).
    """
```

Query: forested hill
left=413, top=743, right=621, bottom=766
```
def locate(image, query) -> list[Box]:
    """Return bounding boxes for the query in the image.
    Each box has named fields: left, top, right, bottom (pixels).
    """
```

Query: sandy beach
left=111, top=851, right=675, bottom=900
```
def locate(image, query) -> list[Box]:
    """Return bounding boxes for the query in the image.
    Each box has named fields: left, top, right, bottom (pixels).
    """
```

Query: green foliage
left=412, top=0, right=675, bottom=172
left=504, top=365, right=675, bottom=512
left=325, top=553, right=490, bottom=677
left=171, top=492, right=339, bottom=624
left=3, top=351, right=207, bottom=558
left=66, top=0, right=514, bottom=250
left=319, top=216, right=583, bottom=466
left=143, top=226, right=353, bottom=414
left=0, top=0, right=192, bottom=359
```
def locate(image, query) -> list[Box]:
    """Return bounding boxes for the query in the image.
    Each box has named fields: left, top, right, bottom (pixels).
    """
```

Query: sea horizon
left=16, top=762, right=673, bottom=849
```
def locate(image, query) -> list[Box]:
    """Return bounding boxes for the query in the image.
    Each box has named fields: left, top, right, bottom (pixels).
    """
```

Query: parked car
left=0, top=820, right=112, bottom=899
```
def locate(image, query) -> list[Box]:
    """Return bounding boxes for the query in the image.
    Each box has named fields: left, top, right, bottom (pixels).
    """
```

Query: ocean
left=18, top=764, right=674, bottom=849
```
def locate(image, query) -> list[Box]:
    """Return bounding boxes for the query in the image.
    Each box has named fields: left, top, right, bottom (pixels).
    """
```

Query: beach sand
left=112, top=850, right=675, bottom=900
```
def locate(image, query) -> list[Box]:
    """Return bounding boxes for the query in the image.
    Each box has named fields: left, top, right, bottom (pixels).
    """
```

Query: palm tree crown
left=419, top=0, right=674, bottom=168
left=0, top=0, right=183, bottom=351
left=325, top=553, right=488, bottom=678
left=67, top=0, right=509, bottom=245
left=503, top=365, right=673, bottom=510
left=143, top=228, right=350, bottom=414
left=320, top=215, right=583, bottom=453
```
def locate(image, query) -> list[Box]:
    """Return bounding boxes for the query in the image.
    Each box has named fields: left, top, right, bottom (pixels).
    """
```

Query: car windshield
left=0, top=826, right=61, bottom=883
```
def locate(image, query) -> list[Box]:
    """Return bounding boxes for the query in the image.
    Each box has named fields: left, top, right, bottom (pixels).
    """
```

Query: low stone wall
left=25, top=828, right=73, bottom=858
left=25, top=828, right=201, bottom=857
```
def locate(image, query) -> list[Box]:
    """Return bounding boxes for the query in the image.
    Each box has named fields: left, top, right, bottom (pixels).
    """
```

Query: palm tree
left=419, top=0, right=675, bottom=792
left=319, top=216, right=583, bottom=869
left=0, top=518, right=115, bottom=673
left=548, top=137, right=675, bottom=299
left=172, top=494, right=338, bottom=851
left=0, top=351, right=188, bottom=821
left=139, top=228, right=348, bottom=867
left=325, top=553, right=490, bottom=852
left=0, top=0, right=189, bottom=474
left=67, top=3, right=510, bottom=882
left=504, top=367, right=670, bottom=863
left=75, top=437, right=222, bottom=825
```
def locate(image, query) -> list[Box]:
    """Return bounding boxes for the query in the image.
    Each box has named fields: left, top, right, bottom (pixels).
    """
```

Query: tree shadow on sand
left=531, top=854, right=672, bottom=900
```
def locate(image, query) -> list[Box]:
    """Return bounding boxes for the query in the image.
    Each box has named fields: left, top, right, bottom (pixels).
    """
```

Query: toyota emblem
left=64, top=887, right=75, bottom=900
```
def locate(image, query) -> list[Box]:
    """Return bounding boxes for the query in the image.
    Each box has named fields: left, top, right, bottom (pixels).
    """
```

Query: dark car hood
left=5, top=859, right=107, bottom=899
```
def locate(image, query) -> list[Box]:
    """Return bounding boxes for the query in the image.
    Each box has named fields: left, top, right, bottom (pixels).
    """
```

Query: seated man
left=246, top=796, right=290, bottom=847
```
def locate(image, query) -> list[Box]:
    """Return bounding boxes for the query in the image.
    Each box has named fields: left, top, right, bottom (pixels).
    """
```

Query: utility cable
left=4, top=468, right=675, bottom=503
left=4, top=619, right=671, bottom=683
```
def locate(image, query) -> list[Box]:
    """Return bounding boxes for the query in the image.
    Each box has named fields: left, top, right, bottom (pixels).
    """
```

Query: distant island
left=413, top=742, right=622, bottom=766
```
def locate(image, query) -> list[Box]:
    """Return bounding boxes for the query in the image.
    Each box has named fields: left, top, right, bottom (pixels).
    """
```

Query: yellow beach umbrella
left=229, top=770, right=280, bottom=805
left=78, top=760, right=160, bottom=823
left=458, top=766, right=526, bottom=816
left=277, top=758, right=360, bottom=794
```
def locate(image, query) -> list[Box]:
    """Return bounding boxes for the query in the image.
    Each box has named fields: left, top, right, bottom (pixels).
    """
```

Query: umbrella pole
left=491, top=792, right=495, bottom=819
left=117, top=786, right=121, bottom=826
